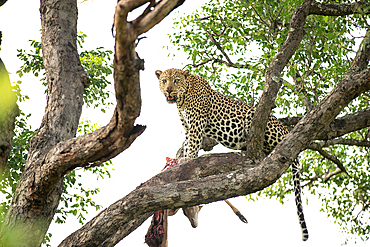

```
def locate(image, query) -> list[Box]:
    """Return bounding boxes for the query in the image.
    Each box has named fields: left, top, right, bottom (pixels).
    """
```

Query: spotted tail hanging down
left=291, top=159, right=309, bottom=241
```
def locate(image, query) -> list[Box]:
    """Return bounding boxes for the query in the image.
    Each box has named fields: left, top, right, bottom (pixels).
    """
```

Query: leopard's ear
left=155, top=70, right=162, bottom=79
left=183, top=69, right=190, bottom=78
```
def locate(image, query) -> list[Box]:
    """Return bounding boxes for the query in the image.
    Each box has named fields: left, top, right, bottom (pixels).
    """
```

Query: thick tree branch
left=309, top=2, right=370, bottom=16
left=317, top=109, right=370, bottom=140
left=247, top=0, right=312, bottom=159
left=59, top=153, right=257, bottom=246
left=203, top=109, right=370, bottom=153
left=21, top=0, right=191, bottom=195
left=37, top=0, right=189, bottom=181
left=100, top=212, right=154, bottom=247
left=279, top=109, right=370, bottom=140
left=0, top=0, right=7, bottom=7
left=133, top=0, right=185, bottom=36
left=278, top=116, right=303, bottom=126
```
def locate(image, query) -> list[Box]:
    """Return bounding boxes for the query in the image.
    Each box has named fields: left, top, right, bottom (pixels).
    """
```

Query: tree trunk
left=0, top=0, right=86, bottom=246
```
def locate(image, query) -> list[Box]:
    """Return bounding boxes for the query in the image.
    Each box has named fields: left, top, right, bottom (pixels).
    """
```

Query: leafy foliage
left=0, top=111, right=35, bottom=224
left=168, top=0, right=370, bottom=242
left=16, top=32, right=114, bottom=112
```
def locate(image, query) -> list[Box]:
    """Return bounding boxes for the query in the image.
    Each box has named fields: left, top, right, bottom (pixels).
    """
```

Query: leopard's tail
left=292, top=159, right=309, bottom=241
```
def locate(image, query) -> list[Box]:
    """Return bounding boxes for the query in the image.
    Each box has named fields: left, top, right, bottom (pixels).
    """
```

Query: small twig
left=275, top=5, right=284, bottom=21
left=184, top=57, right=249, bottom=70
left=214, top=14, right=228, bottom=36
left=250, top=5, right=269, bottom=28
left=322, top=168, right=342, bottom=183
left=309, top=143, right=350, bottom=177
left=301, top=173, right=324, bottom=188
left=203, top=27, right=233, bottom=64
left=136, top=36, right=147, bottom=46
left=314, top=139, right=370, bottom=148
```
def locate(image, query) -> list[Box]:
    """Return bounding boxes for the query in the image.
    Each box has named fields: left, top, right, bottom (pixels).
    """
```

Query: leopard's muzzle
left=166, top=95, right=177, bottom=104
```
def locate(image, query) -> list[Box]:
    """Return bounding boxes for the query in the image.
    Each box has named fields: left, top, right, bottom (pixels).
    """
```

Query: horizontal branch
left=316, top=109, right=370, bottom=140
left=59, top=153, right=260, bottom=246
left=278, top=109, right=370, bottom=140
left=309, top=1, right=370, bottom=16
left=202, top=109, right=370, bottom=153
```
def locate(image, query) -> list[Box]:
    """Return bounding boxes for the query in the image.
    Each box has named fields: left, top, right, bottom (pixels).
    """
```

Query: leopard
left=155, top=68, right=309, bottom=241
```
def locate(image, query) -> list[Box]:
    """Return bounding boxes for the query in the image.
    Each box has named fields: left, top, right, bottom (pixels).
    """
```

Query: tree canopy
left=0, top=0, right=369, bottom=246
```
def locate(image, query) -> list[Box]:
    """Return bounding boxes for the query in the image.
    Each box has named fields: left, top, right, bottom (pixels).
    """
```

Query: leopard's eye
left=174, top=78, right=179, bottom=84
left=162, top=79, right=167, bottom=84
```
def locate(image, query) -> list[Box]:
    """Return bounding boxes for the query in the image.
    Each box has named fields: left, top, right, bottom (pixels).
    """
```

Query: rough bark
left=0, top=1, right=86, bottom=246
left=246, top=0, right=312, bottom=159
left=309, top=1, right=370, bottom=16
left=278, top=109, right=370, bottom=139
left=1, top=0, right=370, bottom=246
left=349, top=30, right=370, bottom=73
left=75, top=71, right=369, bottom=247
left=100, top=212, right=154, bottom=247
left=0, top=58, right=18, bottom=176
left=0, top=0, right=187, bottom=247
left=0, top=0, right=158, bottom=246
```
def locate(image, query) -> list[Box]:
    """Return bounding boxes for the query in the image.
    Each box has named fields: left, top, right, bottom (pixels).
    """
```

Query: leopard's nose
left=166, top=87, right=172, bottom=93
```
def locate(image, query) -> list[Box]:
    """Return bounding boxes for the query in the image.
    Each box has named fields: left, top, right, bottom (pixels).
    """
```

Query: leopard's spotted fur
left=155, top=68, right=309, bottom=241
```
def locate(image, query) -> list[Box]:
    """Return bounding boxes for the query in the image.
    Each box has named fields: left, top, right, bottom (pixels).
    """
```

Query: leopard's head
left=155, top=69, right=190, bottom=104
